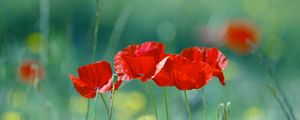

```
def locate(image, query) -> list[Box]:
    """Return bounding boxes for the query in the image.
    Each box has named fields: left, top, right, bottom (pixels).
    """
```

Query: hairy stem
left=184, top=91, right=192, bottom=120
left=99, top=93, right=109, bottom=115
left=223, top=104, right=228, bottom=120
left=147, top=82, right=158, bottom=120
left=91, top=0, right=100, bottom=62
left=86, top=100, right=91, bottom=120
left=91, top=0, right=110, bottom=118
left=266, top=84, right=291, bottom=120
left=109, top=84, right=115, bottom=120
left=9, top=86, right=17, bottom=105
left=93, top=95, right=99, bottom=120
left=164, top=88, right=169, bottom=120
left=271, top=73, right=296, bottom=120
left=201, top=88, right=207, bottom=120
left=255, top=48, right=296, bottom=120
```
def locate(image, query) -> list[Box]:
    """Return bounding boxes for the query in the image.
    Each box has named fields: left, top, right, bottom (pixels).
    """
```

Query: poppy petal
left=205, top=48, right=220, bottom=67
left=152, top=56, right=175, bottom=86
left=216, top=51, right=228, bottom=70
left=172, top=56, right=212, bottom=90
left=174, top=80, right=196, bottom=90
left=180, top=47, right=206, bottom=62
left=68, top=74, right=96, bottom=98
left=78, top=61, right=113, bottom=88
left=152, top=55, right=213, bottom=90
left=115, top=52, right=156, bottom=81
left=114, top=79, right=123, bottom=90
left=180, top=47, right=218, bottom=67
left=213, top=70, right=225, bottom=85
left=114, top=51, right=140, bottom=81
left=98, top=78, right=123, bottom=93
left=136, top=42, right=165, bottom=63
left=181, top=47, right=228, bottom=70
left=205, top=48, right=228, bottom=70
left=114, top=41, right=165, bottom=81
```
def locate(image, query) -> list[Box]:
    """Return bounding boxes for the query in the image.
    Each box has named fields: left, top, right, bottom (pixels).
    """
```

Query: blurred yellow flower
left=243, top=107, right=263, bottom=120
left=114, top=91, right=147, bottom=120
left=114, top=92, right=126, bottom=109
left=25, top=33, right=44, bottom=53
left=115, top=91, right=146, bottom=112
left=115, top=110, right=133, bottom=120
left=68, top=96, right=88, bottom=114
left=127, top=92, right=147, bottom=111
left=136, top=114, right=156, bottom=120
left=2, top=112, right=21, bottom=120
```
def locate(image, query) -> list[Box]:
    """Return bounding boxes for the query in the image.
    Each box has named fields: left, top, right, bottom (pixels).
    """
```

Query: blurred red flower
left=114, top=41, right=166, bottom=82
left=224, top=20, right=259, bottom=54
left=68, top=61, right=122, bottom=98
left=20, top=60, right=44, bottom=83
left=152, top=47, right=228, bottom=90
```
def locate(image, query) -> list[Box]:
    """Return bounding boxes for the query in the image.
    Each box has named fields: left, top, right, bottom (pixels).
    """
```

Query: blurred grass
left=1, top=0, right=300, bottom=120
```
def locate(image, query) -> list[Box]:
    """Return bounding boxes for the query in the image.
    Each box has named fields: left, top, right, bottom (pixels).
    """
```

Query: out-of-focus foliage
left=1, top=0, right=300, bottom=119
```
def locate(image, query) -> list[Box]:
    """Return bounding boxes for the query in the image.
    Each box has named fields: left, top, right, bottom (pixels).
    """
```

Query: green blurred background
left=1, top=0, right=300, bottom=120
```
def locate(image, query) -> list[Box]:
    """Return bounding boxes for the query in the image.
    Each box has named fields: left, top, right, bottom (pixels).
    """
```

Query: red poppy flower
left=114, top=41, right=165, bottom=81
left=180, top=47, right=228, bottom=85
left=224, top=20, right=259, bottom=54
left=68, top=61, right=122, bottom=98
left=152, top=47, right=228, bottom=90
left=152, top=55, right=213, bottom=90
left=20, top=60, right=44, bottom=83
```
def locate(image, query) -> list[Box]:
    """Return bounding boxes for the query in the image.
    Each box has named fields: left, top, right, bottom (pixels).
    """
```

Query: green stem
left=201, top=89, right=207, bottom=120
left=9, top=86, right=17, bottom=105
left=109, top=84, right=115, bottom=120
left=272, top=75, right=296, bottom=120
left=91, top=0, right=100, bottom=62
left=90, top=95, right=99, bottom=120
left=223, top=105, right=227, bottom=120
left=99, top=93, right=109, bottom=115
left=91, top=0, right=110, bottom=118
left=164, top=88, right=169, bottom=120
left=147, top=82, right=158, bottom=120
left=255, top=49, right=296, bottom=120
left=266, top=84, right=291, bottom=120
left=217, top=105, right=220, bottom=120
left=226, top=102, right=231, bottom=120
left=103, top=6, right=131, bottom=60
left=86, top=99, right=91, bottom=120
left=184, top=91, right=192, bottom=120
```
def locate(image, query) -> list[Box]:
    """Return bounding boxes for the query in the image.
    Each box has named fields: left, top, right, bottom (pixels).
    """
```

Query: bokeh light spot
left=114, top=91, right=147, bottom=120
left=243, top=107, right=263, bottom=120
left=136, top=114, right=156, bottom=120
left=25, top=33, right=43, bottom=53
left=2, top=112, right=21, bottom=120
